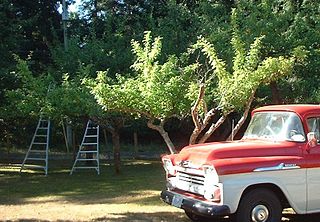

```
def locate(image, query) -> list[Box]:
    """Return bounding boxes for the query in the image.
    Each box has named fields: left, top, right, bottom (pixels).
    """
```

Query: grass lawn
left=0, top=158, right=319, bottom=222
left=0, top=158, right=189, bottom=221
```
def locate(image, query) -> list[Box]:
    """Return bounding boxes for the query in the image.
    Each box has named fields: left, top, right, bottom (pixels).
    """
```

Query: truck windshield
left=243, top=111, right=305, bottom=142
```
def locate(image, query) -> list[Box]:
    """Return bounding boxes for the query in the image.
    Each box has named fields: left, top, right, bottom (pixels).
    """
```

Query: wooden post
left=6, top=133, right=10, bottom=155
left=103, top=129, right=108, bottom=159
left=72, top=129, right=76, bottom=161
left=67, top=124, right=73, bottom=153
left=61, top=120, right=69, bottom=153
left=112, top=131, right=121, bottom=174
left=133, top=131, right=138, bottom=159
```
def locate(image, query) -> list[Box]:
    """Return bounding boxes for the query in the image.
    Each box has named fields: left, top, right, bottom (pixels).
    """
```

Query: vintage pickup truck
left=160, top=105, right=320, bottom=222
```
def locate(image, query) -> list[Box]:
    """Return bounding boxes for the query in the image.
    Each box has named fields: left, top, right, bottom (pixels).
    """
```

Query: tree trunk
left=270, top=81, right=282, bottom=104
left=198, top=114, right=229, bottom=143
left=111, top=131, right=121, bottom=174
left=189, top=84, right=218, bottom=145
left=189, top=129, right=200, bottom=145
left=72, top=129, right=77, bottom=161
left=6, top=133, right=10, bottom=155
left=133, top=131, right=138, bottom=159
left=190, top=84, right=205, bottom=145
left=147, top=119, right=177, bottom=154
left=67, top=124, right=73, bottom=153
left=227, top=93, right=255, bottom=141
left=103, top=129, right=109, bottom=159
left=190, top=108, right=217, bottom=145
left=91, top=116, right=124, bottom=174
left=61, top=120, right=70, bottom=153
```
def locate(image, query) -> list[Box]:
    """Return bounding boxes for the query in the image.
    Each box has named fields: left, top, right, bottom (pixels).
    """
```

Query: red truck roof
left=253, top=104, right=320, bottom=118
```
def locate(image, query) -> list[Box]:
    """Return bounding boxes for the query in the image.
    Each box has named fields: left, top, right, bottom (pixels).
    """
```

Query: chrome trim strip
left=254, top=163, right=300, bottom=172
left=175, top=166, right=204, bottom=176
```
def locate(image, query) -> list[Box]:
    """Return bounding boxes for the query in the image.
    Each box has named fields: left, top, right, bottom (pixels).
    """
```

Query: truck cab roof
left=253, top=104, right=320, bottom=118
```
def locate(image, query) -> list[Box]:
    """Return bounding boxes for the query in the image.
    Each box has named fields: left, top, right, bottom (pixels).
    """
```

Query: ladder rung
left=38, top=127, right=49, bottom=130
left=87, top=127, right=98, bottom=129
left=33, top=142, right=47, bottom=145
left=35, top=135, right=47, bottom=137
left=82, top=143, right=98, bottom=145
left=29, top=150, right=46, bottom=153
left=79, top=150, right=98, bottom=153
left=85, top=135, right=98, bottom=137
left=25, top=158, right=46, bottom=161
left=76, top=159, right=98, bottom=161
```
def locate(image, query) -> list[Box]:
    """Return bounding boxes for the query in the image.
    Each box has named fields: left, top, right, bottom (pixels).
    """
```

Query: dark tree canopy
left=0, top=0, right=319, bottom=151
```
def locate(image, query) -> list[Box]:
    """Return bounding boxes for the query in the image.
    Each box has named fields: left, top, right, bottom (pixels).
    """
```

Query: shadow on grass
left=4, top=214, right=320, bottom=222
left=2, top=220, right=51, bottom=222
left=92, top=212, right=320, bottom=222
left=94, top=212, right=205, bottom=222
left=0, top=212, right=189, bottom=222
left=282, top=213, right=320, bottom=222
left=4, top=213, right=320, bottom=222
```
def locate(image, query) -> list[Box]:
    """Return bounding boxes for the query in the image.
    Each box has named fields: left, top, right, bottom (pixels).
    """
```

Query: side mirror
left=307, top=132, right=318, bottom=148
left=291, top=134, right=305, bottom=142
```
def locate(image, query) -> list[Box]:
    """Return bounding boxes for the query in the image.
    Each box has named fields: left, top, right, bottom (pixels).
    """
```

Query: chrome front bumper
left=161, top=190, right=230, bottom=217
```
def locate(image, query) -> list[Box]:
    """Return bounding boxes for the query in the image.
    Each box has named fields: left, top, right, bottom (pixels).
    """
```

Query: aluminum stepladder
left=70, top=120, right=100, bottom=175
left=20, top=118, right=50, bottom=175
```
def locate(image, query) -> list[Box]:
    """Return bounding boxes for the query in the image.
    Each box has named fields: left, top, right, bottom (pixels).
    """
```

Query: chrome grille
left=174, top=169, right=205, bottom=195
left=177, top=171, right=205, bottom=186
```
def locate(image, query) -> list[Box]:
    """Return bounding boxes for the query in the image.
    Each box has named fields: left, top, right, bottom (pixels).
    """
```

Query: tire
left=185, top=210, right=212, bottom=222
left=235, top=188, right=282, bottom=222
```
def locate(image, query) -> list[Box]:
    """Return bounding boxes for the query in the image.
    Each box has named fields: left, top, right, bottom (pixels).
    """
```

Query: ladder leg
left=20, top=119, right=50, bottom=175
left=70, top=148, right=81, bottom=175
left=70, top=120, right=100, bottom=175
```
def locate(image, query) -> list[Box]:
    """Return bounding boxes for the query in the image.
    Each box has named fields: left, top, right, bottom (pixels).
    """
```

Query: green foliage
left=50, top=35, right=133, bottom=80
left=48, top=74, right=102, bottom=122
left=88, top=31, right=197, bottom=120
left=193, top=24, right=297, bottom=113
left=0, top=0, right=61, bottom=73
left=1, top=0, right=320, bottom=147
left=0, top=1, right=22, bottom=70
left=152, top=1, right=200, bottom=58
left=194, top=1, right=233, bottom=62
left=3, top=58, right=103, bottom=124
left=233, top=0, right=320, bottom=103
left=3, top=57, right=54, bottom=119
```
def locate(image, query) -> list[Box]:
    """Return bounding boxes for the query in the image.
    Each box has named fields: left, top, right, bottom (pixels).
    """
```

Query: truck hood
left=172, top=139, right=304, bottom=175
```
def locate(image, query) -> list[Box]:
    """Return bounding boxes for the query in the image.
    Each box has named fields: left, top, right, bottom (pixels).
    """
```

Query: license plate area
left=172, top=194, right=183, bottom=208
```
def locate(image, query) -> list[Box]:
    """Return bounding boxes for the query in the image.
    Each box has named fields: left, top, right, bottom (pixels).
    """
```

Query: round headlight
left=163, top=159, right=176, bottom=176
left=203, top=165, right=219, bottom=184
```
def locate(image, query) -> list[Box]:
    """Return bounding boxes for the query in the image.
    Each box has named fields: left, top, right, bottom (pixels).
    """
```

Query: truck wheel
left=236, top=188, right=282, bottom=222
left=184, top=210, right=211, bottom=222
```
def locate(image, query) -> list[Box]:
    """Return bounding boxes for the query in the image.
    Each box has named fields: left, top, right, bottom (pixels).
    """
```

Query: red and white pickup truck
left=161, top=105, right=320, bottom=222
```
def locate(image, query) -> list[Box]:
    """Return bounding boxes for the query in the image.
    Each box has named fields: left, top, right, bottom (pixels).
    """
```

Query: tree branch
left=198, top=111, right=232, bottom=143
left=190, top=84, right=206, bottom=144
left=227, top=91, right=255, bottom=141
left=202, top=108, right=217, bottom=127
left=191, top=83, right=205, bottom=130
left=147, top=119, right=177, bottom=154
